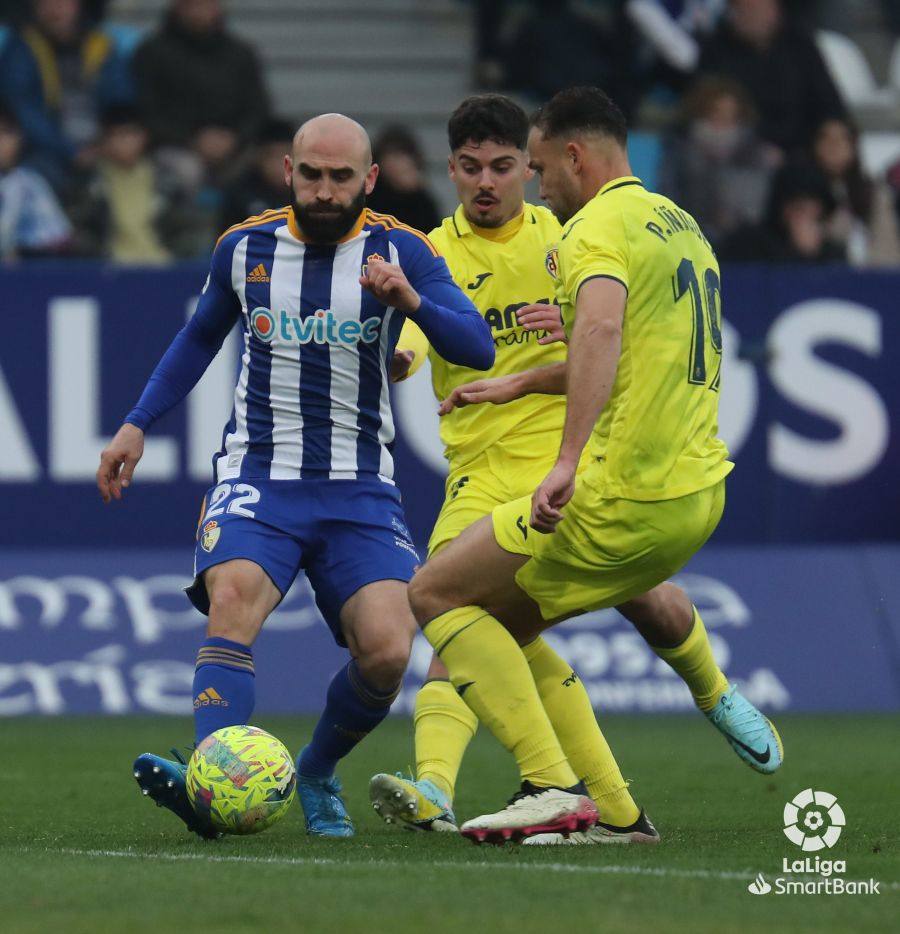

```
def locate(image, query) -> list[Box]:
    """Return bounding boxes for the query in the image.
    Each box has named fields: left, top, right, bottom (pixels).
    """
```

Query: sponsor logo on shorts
left=394, top=537, right=419, bottom=559
left=516, top=515, right=529, bottom=541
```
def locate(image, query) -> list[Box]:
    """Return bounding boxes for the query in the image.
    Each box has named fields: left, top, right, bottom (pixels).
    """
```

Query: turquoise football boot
left=295, top=751, right=354, bottom=837
left=133, top=749, right=220, bottom=839
left=369, top=772, right=458, bottom=832
left=705, top=685, right=784, bottom=774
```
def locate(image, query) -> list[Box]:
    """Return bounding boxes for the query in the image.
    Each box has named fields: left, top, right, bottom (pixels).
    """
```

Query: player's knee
left=206, top=578, right=262, bottom=644
left=356, top=638, right=411, bottom=689
left=407, top=566, right=447, bottom=625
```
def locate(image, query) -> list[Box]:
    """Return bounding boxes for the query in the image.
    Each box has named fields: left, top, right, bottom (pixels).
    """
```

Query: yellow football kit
left=493, top=176, right=734, bottom=619
left=398, top=203, right=572, bottom=556
left=401, top=201, right=641, bottom=822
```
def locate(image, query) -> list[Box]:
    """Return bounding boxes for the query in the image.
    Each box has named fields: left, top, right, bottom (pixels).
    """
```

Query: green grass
left=1, top=714, right=897, bottom=933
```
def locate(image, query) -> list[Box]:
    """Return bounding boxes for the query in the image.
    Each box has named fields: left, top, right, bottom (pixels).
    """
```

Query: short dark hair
left=532, top=86, right=628, bottom=147
left=448, top=94, right=529, bottom=152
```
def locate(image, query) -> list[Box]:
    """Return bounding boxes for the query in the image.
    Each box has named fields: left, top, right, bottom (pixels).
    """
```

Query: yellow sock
left=425, top=606, right=578, bottom=790
left=413, top=679, right=478, bottom=801
left=523, top=638, right=640, bottom=827
left=653, top=607, right=730, bottom=711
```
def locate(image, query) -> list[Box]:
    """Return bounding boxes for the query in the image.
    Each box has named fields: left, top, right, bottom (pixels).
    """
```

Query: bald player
left=98, top=114, right=494, bottom=839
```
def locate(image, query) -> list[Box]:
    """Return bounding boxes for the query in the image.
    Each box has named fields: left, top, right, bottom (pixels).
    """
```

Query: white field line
left=17, top=847, right=900, bottom=890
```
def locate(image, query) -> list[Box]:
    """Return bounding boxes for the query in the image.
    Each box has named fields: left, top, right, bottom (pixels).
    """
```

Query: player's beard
left=291, top=181, right=366, bottom=243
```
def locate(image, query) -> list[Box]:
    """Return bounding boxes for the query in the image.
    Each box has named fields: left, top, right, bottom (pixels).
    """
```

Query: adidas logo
left=194, top=687, right=228, bottom=708
left=246, top=263, right=270, bottom=283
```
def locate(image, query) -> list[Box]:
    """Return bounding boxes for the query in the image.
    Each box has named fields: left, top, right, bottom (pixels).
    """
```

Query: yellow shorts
left=492, top=467, right=726, bottom=620
left=428, top=444, right=557, bottom=557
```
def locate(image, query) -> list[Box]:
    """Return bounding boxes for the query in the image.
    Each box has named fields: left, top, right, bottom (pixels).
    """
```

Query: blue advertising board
left=1, top=545, right=897, bottom=715
left=0, top=261, right=898, bottom=714
left=0, top=262, right=897, bottom=548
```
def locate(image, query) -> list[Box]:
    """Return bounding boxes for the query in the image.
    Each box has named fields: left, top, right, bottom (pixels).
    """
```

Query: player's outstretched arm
left=96, top=243, right=241, bottom=502
left=531, top=277, right=626, bottom=532
left=438, top=362, right=567, bottom=415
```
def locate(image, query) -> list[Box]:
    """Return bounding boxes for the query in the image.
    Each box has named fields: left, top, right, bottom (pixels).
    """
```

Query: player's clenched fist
left=530, top=460, right=576, bottom=533
left=359, top=258, right=421, bottom=314
left=97, top=423, right=145, bottom=503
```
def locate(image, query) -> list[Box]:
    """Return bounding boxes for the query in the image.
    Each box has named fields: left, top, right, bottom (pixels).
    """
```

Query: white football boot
left=522, top=808, right=660, bottom=845
left=460, top=781, right=598, bottom=845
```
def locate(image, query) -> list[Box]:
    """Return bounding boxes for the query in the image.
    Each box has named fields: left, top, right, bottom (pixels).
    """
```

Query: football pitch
left=1, top=714, right=896, bottom=933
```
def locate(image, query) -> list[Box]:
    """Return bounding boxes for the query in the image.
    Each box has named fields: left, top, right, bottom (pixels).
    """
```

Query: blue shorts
left=186, top=478, right=420, bottom=645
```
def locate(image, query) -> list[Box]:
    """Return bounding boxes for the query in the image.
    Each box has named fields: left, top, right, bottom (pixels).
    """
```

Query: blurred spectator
left=659, top=77, right=778, bottom=245
left=626, top=0, right=725, bottom=75
left=720, top=162, right=844, bottom=263
left=698, top=0, right=845, bottom=156
left=133, top=0, right=269, bottom=160
left=0, top=104, right=71, bottom=259
left=367, top=125, right=441, bottom=233
left=0, top=0, right=135, bottom=190
left=219, top=117, right=293, bottom=231
left=471, top=0, right=506, bottom=89
left=809, top=116, right=900, bottom=267
left=500, top=0, right=640, bottom=118
left=0, top=0, right=108, bottom=25
left=66, top=104, right=193, bottom=263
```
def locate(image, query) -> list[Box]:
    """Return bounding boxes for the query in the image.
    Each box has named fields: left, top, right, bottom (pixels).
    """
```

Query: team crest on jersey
left=200, top=520, right=220, bottom=553
left=361, top=252, right=385, bottom=276
left=545, top=247, right=560, bottom=280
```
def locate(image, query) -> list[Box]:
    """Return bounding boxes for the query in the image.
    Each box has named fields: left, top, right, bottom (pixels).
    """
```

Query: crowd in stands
left=479, top=0, right=900, bottom=266
left=1, top=0, right=899, bottom=266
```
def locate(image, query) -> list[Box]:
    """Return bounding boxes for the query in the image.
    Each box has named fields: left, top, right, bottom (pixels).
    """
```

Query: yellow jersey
left=399, top=203, right=566, bottom=470
left=554, top=176, right=733, bottom=501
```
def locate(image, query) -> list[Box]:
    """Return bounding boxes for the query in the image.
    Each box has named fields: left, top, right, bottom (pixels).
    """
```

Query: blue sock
left=298, top=660, right=399, bottom=778
left=192, top=636, right=255, bottom=744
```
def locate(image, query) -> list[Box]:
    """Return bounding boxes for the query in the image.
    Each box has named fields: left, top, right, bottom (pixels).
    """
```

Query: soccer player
left=95, top=113, right=494, bottom=839
left=368, top=95, right=657, bottom=843
left=406, top=87, right=783, bottom=844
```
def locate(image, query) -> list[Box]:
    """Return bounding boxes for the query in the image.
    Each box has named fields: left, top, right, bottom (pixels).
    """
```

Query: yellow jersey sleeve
left=562, top=209, right=630, bottom=299
left=395, top=318, right=429, bottom=380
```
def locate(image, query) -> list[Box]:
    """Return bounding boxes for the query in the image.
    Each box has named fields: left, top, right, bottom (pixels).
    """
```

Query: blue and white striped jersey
left=126, top=207, right=493, bottom=484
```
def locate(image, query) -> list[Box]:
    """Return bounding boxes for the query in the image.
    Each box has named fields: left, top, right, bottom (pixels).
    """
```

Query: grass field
left=1, top=714, right=897, bottom=933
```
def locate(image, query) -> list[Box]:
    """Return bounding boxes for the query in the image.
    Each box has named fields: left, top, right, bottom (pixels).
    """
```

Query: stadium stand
left=108, top=0, right=473, bottom=213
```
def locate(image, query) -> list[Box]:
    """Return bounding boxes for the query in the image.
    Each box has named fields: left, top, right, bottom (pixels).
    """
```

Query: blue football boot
left=369, top=773, right=458, bottom=832
left=295, top=751, right=354, bottom=838
left=133, top=749, right=220, bottom=839
left=705, top=684, right=784, bottom=774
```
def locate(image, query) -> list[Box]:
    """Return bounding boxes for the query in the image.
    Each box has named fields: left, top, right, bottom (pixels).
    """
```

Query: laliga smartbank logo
left=249, top=306, right=381, bottom=346
left=746, top=789, right=881, bottom=896
left=783, top=788, right=844, bottom=851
